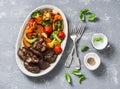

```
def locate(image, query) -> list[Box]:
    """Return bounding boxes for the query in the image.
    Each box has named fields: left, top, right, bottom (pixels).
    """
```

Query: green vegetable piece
left=24, top=35, right=37, bottom=44
left=42, top=20, right=51, bottom=26
left=81, top=45, right=89, bottom=52
left=72, top=69, right=82, bottom=76
left=65, top=73, right=72, bottom=83
left=31, top=11, right=42, bottom=18
left=78, top=75, right=86, bottom=83
left=55, top=20, right=63, bottom=31
left=87, top=14, right=96, bottom=21
left=93, top=37, right=103, bottom=43
left=50, top=31, right=62, bottom=43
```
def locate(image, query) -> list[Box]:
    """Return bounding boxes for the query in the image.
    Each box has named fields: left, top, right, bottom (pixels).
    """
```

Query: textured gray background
left=0, top=0, right=120, bottom=89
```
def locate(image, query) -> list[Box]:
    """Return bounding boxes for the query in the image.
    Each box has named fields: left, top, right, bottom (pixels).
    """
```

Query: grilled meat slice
left=43, top=50, right=57, bottom=63
left=39, top=60, right=50, bottom=70
left=24, top=62, right=40, bottom=73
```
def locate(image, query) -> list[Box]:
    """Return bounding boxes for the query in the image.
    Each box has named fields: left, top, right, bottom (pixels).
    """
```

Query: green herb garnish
left=78, top=75, right=86, bottom=83
left=80, top=9, right=97, bottom=22
left=81, top=45, right=89, bottom=52
left=65, top=73, right=72, bottom=83
left=72, top=69, right=82, bottom=76
left=88, top=14, right=96, bottom=21
left=93, top=37, right=103, bottom=43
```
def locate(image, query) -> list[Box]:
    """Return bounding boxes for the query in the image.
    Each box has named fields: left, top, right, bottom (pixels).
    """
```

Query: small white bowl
left=91, top=33, right=108, bottom=50
left=15, top=5, right=68, bottom=77
left=84, top=52, right=101, bottom=70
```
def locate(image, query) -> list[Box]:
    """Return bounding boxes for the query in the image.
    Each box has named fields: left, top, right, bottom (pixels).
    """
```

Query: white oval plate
left=15, top=5, right=68, bottom=77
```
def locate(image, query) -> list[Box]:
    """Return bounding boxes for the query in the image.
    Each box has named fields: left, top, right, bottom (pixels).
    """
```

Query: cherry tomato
left=44, top=26, right=52, bottom=35
left=58, top=31, right=65, bottom=40
left=54, top=45, right=62, bottom=54
left=28, top=19, right=35, bottom=27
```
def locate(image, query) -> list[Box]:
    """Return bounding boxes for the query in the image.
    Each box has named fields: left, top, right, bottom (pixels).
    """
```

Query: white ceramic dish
left=84, top=52, right=101, bottom=70
left=15, top=5, right=68, bottom=77
left=91, top=33, right=108, bottom=50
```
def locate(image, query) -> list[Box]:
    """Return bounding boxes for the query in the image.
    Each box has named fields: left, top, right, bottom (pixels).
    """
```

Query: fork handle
left=64, top=44, right=75, bottom=68
left=73, top=41, right=81, bottom=69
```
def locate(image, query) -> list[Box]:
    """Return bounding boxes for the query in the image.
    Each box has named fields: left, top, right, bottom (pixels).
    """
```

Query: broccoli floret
left=50, top=31, right=61, bottom=43
left=31, top=11, right=42, bottom=18
left=55, top=20, right=63, bottom=31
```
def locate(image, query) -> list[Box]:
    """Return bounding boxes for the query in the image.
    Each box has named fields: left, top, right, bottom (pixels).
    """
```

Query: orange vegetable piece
left=45, top=38, right=52, bottom=44
left=54, top=14, right=63, bottom=21
left=23, top=38, right=31, bottom=47
left=34, top=17, right=43, bottom=24
left=26, top=33, right=37, bottom=39
left=25, top=26, right=34, bottom=33
left=36, top=25, right=43, bottom=37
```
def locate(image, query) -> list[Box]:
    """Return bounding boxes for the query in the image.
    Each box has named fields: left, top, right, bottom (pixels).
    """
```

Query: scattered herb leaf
left=88, top=14, right=96, bottom=21
left=72, top=69, right=82, bottom=76
left=80, top=9, right=97, bottom=22
left=78, top=75, right=86, bottom=83
left=81, top=45, right=89, bottom=52
left=93, top=37, right=103, bottom=43
left=80, top=13, right=85, bottom=21
left=65, top=73, right=72, bottom=83
left=80, top=9, right=90, bottom=14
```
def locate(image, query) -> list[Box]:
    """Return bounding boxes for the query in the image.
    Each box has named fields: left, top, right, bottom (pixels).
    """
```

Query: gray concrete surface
left=0, top=0, right=120, bottom=89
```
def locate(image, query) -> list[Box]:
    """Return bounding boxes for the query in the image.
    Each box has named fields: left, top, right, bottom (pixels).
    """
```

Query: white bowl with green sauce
left=91, top=33, right=108, bottom=50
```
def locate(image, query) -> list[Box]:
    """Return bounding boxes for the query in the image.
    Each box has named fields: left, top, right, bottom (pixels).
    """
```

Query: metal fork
left=64, top=22, right=86, bottom=68
left=64, top=23, right=77, bottom=68
left=73, top=23, right=86, bottom=69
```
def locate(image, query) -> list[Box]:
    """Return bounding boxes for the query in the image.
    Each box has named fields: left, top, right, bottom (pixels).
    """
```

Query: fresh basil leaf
left=81, top=46, right=89, bottom=52
left=80, top=9, right=90, bottom=14
left=93, top=37, right=103, bottom=43
left=72, top=69, right=82, bottom=76
left=78, top=75, right=86, bottom=83
left=80, top=13, right=85, bottom=21
left=65, top=73, right=71, bottom=83
left=87, top=14, right=96, bottom=21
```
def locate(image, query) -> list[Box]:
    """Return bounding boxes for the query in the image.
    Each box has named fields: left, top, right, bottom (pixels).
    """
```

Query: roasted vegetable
left=50, top=31, right=62, bottom=43
left=43, top=11, right=51, bottom=20
left=47, top=39, right=60, bottom=48
left=54, top=45, right=62, bottom=54
left=36, top=25, right=44, bottom=37
left=54, top=14, right=63, bottom=21
left=23, top=38, right=31, bottom=47
left=24, top=35, right=37, bottom=44
left=58, top=31, right=65, bottom=40
left=44, top=26, right=52, bottom=35
left=42, top=20, right=52, bottom=26
left=55, top=20, right=63, bottom=31
left=31, top=11, right=42, bottom=18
